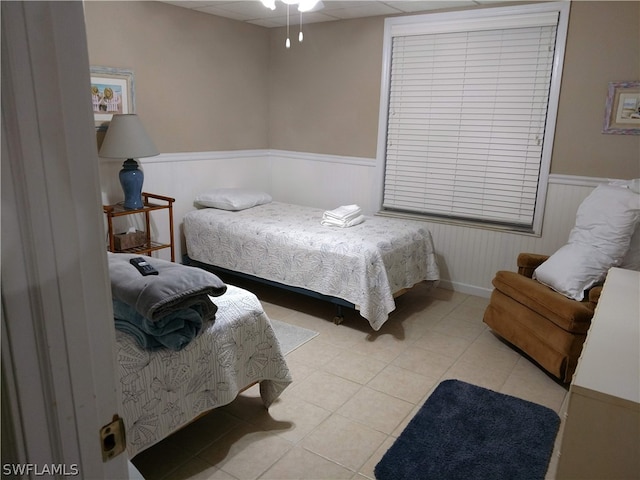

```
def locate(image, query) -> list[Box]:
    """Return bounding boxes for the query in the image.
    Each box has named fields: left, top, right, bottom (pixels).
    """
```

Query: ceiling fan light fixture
left=262, top=0, right=324, bottom=47
left=261, top=0, right=276, bottom=10
left=297, top=0, right=320, bottom=12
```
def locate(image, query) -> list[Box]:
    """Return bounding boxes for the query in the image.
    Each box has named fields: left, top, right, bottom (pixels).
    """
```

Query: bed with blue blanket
left=108, top=253, right=292, bottom=458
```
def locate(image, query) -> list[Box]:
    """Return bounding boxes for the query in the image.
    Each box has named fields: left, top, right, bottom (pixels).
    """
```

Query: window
left=376, top=2, right=570, bottom=234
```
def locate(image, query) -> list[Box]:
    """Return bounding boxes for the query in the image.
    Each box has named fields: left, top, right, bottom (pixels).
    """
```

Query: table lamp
left=99, top=114, right=159, bottom=210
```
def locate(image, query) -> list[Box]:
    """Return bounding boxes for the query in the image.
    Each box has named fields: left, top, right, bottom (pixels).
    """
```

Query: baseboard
left=437, top=279, right=493, bottom=298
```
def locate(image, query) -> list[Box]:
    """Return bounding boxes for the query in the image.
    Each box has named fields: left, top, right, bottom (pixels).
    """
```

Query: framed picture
left=603, top=81, right=640, bottom=135
left=90, top=66, right=135, bottom=129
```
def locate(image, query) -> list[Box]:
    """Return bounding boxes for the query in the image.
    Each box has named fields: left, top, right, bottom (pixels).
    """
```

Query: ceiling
left=159, top=0, right=502, bottom=28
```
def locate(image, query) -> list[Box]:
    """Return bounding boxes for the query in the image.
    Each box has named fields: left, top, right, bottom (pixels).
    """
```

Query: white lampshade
left=99, top=114, right=158, bottom=210
left=99, top=114, right=158, bottom=160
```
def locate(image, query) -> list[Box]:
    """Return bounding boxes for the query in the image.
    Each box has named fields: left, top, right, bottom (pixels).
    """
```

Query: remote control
left=129, top=257, right=159, bottom=276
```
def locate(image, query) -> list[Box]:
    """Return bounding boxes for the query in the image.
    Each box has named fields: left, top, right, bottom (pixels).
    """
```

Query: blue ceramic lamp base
left=119, top=158, right=144, bottom=210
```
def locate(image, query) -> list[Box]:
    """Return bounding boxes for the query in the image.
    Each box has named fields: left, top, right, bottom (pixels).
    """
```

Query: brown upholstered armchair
left=483, top=253, right=601, bottom=383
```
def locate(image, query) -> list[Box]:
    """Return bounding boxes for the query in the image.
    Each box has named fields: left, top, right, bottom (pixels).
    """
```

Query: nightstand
left=103, top=192, right=175, bottom=262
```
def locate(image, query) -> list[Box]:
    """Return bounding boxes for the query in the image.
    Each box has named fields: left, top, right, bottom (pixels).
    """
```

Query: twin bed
left=112, top=196, right=439, bottom=458
left=184, top=200, right=440, bottom=331
left=109, top=253, right=292, bottom=458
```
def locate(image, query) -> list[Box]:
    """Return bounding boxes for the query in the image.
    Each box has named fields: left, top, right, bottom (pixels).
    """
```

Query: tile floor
left=132, top=279, right=569, bottom=480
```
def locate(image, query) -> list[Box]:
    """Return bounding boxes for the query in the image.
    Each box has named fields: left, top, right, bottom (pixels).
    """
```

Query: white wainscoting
left=98, top=149, right=608, bottom=296
left=421, top=178, right=599, bottom=296
left=268, top=149, right=379, bottom=213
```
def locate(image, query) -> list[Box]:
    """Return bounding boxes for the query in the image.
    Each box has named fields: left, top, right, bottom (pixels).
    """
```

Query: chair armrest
left=517, top=253, right=550, bottom=278
left=588, top=285, right=603, bottom=305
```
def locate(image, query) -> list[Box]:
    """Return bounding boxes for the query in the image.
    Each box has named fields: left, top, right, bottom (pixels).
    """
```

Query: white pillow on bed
left=195, top=188, right=272, bottom=211
left=533, top=183, right=640, bottom=300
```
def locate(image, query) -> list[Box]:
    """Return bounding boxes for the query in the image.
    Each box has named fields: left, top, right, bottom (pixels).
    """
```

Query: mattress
left=184, top=202, right=440, bottom=330
left=116, top=284, right=292, bottom=458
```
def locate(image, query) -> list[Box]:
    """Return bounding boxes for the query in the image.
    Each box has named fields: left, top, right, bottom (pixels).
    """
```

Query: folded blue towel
left=113, top=299, right=203, bottom=351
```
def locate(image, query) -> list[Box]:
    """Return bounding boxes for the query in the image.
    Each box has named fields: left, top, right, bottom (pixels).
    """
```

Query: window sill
left=375, top=210, right=541, bottom=237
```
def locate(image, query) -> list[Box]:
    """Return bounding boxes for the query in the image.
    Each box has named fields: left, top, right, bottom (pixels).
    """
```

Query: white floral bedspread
left=116, top=284, right=292, bottom=458
left=184, top=202, right=440, bottom=330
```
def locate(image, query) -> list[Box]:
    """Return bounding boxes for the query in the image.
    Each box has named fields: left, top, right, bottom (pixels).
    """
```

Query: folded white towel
left=323, top=204, right=362, bottom=221
left=321, top=214, right=365, bottom=228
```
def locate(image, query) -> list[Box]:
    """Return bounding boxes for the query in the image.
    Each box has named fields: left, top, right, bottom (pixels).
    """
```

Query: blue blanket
left=108, top=253, right=227, bottom=323
left=108, top=253, right=227, bottom=351
left=113, top=299, right=203, bottom=351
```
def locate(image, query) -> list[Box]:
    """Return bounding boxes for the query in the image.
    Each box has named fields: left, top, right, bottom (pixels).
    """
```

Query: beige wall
left=553, top=1, right=640, bottom=177
left=269, top=1, right=640, bottom=177
left=85, top=1, right=639, bottom=178
left=268, top=17, right=384, bottom=158
left=84, top=1, right=270, bottom=153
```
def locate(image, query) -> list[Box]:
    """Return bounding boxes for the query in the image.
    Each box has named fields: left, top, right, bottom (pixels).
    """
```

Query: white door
left=1, top=2, right=128, bottom=478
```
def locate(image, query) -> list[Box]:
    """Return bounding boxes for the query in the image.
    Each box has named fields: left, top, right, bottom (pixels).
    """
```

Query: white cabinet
left=556, top=268, right=640, bottom=479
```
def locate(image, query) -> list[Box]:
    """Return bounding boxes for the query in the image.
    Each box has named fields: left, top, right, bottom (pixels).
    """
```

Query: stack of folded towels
left=321, top=204, right=365, bottom=228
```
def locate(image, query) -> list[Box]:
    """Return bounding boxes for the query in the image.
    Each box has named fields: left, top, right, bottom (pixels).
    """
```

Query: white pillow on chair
left=534, top=244, right=612, bottom=300
left=614, top=179, right=640, bottom=271
left=568, top=184, right=640, bottom=260
left=620, top=223, right=640, bottom=270
left=534, top=183, right=640, bottom=300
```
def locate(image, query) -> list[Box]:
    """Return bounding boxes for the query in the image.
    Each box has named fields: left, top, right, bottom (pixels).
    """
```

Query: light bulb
left=298, top=10, right=303, bottom=43
left=261, top=0, right=276, bottom=10
left=298, top=0, right=320, bottom=12
left=286, top=37, right=291, bottom=48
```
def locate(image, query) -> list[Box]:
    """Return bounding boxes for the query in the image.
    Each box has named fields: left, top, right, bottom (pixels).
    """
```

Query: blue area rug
left=375, top=379, right=560, bottom=480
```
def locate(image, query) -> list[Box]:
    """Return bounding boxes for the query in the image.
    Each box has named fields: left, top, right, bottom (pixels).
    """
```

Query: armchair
left=483, top=253, right=601, bottom=383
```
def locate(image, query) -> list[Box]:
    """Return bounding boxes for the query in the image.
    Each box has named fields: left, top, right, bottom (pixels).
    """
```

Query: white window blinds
left=383, top=12, right=560, bottom=228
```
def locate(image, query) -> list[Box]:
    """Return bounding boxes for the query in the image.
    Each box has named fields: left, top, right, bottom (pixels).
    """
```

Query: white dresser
left=556, top=267, right=640, bottom=479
